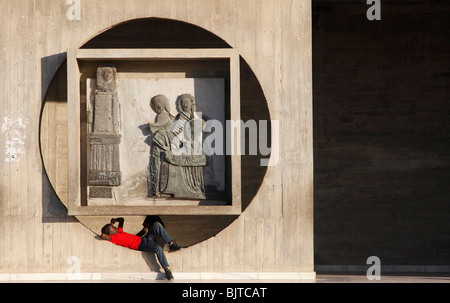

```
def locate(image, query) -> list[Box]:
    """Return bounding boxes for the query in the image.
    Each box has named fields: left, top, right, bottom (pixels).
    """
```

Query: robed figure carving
left=88, top=67, right=121, bottom=198
left=148, top=94, right=207, bottom=199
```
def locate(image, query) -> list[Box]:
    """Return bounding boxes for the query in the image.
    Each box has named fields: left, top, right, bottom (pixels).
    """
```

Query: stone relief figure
left=96, top=67, right=117, bottom=93
left=88, top=67, right=121, bottom=198
left=147, top=93, right=207, bottom=199
left=93, top=67, right=120, bottom=133
left=147, top=94, right=174, bottom=197
left=170, top=94, right=196, bottom=153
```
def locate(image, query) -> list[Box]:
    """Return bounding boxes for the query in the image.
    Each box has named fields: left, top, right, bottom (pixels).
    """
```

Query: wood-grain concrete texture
left=0, top=0, right=313, bottom=275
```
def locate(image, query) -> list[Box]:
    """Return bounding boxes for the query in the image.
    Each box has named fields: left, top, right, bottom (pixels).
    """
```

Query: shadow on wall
left=141, top=252, right=162, bottom=273
left=40, top=53, right=72, bottom=223
left=41, top=169, right=74, bottom=223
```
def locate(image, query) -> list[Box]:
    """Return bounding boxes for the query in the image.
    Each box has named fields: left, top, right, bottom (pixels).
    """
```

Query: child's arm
left=136, top=228, right=147, bottom=237
left=111, top=217, right=124, bottom=229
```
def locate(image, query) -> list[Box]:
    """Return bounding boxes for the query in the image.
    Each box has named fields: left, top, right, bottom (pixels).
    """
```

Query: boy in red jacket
left=101, top=217, right=180, bottom=280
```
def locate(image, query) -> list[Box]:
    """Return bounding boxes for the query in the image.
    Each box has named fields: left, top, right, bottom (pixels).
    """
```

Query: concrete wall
left=2, top=0, right=448, bottom=278
left=0, top=0, right=313, bottom=278
left=313, top=0, right=450, bottom=269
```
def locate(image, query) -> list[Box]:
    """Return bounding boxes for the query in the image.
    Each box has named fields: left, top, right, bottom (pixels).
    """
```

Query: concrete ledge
left=0, top=272, right=316, bottom=282
left=315, top=265, right=450, bottom=274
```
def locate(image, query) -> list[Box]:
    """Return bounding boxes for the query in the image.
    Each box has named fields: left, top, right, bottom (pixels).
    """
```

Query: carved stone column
left=88, top=67, right=121, bottom=198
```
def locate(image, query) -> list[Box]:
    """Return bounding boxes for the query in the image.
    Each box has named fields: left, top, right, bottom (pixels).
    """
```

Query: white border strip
left=0, top=272, right=316, bottom=282
left=315, top=265, right=450, bottom=273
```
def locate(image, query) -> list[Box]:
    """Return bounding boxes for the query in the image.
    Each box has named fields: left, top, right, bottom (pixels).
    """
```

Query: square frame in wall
left=67, top=48, right=241, bottom=216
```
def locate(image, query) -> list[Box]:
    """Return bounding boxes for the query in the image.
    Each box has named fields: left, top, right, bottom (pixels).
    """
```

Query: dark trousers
left=138, top=221, right=173, bottom=269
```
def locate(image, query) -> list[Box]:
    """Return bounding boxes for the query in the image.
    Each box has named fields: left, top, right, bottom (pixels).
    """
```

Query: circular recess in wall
left=40, top=18, right=271, bottom=248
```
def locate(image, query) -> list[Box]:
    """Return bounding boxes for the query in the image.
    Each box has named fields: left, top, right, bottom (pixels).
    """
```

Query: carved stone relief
left=148, top=93, right=207, bottom=199
left=86, top=77, right=226, bottom=204
left=88, top=67, right=121, bottom=198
